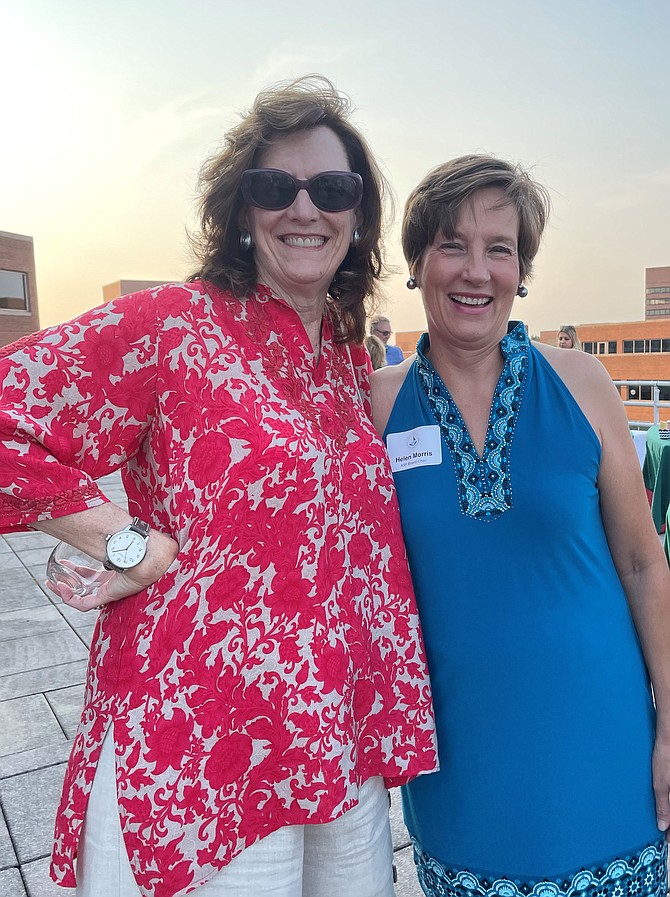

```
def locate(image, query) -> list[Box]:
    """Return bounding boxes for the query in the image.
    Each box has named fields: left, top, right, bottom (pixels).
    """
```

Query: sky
left=2, top=0, right=669, bottom=340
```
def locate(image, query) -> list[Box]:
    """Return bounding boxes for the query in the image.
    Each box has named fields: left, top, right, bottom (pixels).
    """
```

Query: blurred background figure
left=366, top=333, right=388, bottom=370
left=371, top=315, right=404, bottom=364
left=557, top=324, right=582, bottom=350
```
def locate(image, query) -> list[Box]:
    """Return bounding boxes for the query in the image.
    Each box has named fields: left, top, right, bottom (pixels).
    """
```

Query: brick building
left=645, top=266, right=670, bottom=319
left=0, top=231, right=40, bottom=348
left=395, top=330, right=423, bottom=358
left=541, top=320, right=670, bottom=423
left=102, top=279, right=168, bottom=303
left=393, top=319, right=670, bottom=425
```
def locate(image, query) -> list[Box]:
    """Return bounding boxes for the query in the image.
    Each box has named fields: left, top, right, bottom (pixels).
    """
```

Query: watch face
left=106, top=530, right=147, bottom=569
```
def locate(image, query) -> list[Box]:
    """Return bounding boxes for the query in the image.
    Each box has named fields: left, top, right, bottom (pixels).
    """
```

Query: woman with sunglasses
left=0, top=76, right=437, bottom=897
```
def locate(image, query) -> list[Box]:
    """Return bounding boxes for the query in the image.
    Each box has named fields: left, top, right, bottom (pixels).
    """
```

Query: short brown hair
left=189, top=75, right=390, bottom=343
left=401, top=154, right=551, bottom=282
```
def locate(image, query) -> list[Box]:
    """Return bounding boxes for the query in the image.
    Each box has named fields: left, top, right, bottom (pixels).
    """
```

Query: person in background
left=370, top=315, right=404, bottom=364
left=366, top=333, right=388, bottom=370
left=557, top=324, right=582, bottom=349
left=0, top=76, right=437, bottom=897
left=371, top=154, right=670, bottom=897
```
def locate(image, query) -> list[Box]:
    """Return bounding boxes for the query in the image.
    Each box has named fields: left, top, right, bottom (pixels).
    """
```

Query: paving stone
left=0, top=867, right=27, bottom=896
left=393, top=843, right=423, bottom=897
left=0, top=695, right=66, bottom=758
left=0, top=606, right=68, bottom=642
left=44, top=687, right=84, bottom=740
left=73, top=627, right=96, bottom=649
left=0, top=573, right=50, bottom=614
left=2, top=534, right=58, bottom=552
left=25, top=568, right=52, bottom=594
left=0, top=809, right=16, bottom=871
left=22, top=855, right=73, bottom=897
left=0, top=764, right=66, bottom=864
left=0, top=540, right=12, bottom=556
left=8, top=549, right=53, bottom=570
left=48, top=601, right=98, bottom=632
left=0, top=554, right=23, bottom=571
left=0, top=661, right=88, bottom=703
left=0, top=742, right=73, bottom=781
left=0, top=631, right=88, bottom=679
left=389, top=787, right=411, bottom=850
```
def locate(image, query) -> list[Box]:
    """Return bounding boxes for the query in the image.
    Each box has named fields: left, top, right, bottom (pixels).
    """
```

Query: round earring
left=406, top=275, right=418, bottom=290
left=239, top=229, right=253, bottom=252
left=351, top=228, right=361, bottom=248
left=516, top=284, right=528, bottom=298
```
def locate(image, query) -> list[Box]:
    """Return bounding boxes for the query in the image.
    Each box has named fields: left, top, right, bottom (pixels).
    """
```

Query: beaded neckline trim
left=416, top=321, right=530, bottom=522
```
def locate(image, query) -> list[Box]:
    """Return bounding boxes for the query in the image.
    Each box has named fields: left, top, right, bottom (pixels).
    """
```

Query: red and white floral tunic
left=0, top=281, right=437, bottom=897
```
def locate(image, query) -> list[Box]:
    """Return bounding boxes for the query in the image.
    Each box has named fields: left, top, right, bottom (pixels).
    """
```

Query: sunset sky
left=2, top=0, right=669, bottom=340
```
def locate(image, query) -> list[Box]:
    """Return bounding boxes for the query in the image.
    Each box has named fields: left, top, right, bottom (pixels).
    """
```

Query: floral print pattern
left=0, top=281, right=438, bottom=897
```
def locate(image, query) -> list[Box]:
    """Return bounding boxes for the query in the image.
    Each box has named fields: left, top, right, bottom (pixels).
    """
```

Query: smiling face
left=557, top=331, right=574, bottom=348
left=243, top=126, right=359, bottom=305
left=415, top=187, right=521, bottom=352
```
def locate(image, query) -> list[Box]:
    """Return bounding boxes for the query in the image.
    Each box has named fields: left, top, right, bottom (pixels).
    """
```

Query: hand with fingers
left=652, top=735, right=670, bottom=839
left=46, top=566, right=156, bottom=612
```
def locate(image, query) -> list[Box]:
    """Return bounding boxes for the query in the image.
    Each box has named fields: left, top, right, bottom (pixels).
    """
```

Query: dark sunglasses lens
left=310, top=174, right=361, bottom=211
left=248, top=171, right=296, bottom=209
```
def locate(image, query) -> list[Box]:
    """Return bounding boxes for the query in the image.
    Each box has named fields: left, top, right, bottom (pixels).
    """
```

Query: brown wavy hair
left=402, top=154, right=551, bottom=282
left=189, top=75, right=390, bottom=343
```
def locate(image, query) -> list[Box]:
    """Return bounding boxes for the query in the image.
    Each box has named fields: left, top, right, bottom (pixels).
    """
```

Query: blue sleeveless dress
left=385, top=323, right=667, bottom=897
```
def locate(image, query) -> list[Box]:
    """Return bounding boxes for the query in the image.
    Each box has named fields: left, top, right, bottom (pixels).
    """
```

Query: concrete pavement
left=0, top=472, right=423, bottom=896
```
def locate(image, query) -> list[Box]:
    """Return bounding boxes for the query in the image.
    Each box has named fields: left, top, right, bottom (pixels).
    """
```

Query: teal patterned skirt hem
left=412, top=837, right=668, bottom=897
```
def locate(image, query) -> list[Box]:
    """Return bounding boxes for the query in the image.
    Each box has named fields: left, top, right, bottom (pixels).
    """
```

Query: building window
left=0, top=270, right=29, bottom=311
left=608, top=341, right=617, bottom=354
left=583, top=341, right=593, bottom=354
left=664, top=339, right=670, bottom=352
left=651, top=339, right=662, bottom=352
left=627, top=384, right=653, bottom=400
left=646, top=286, right=670, bottom=295
left=660, top=386, right=670, bottom=402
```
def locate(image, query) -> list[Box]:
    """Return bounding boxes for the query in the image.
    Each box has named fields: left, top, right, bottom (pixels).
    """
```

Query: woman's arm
left=369, top=357, right=414, bottom=435
left=540, top=345, right=670, bottom=833
left=0, top=289, right=179, bottom=608
left=0, top=290, right=161, bottom=532
left=595, top=375, right=670, bottom=833
left=33, top=504, right=179, bottom=611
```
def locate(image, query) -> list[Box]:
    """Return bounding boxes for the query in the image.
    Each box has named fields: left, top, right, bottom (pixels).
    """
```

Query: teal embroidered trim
left=416, top=322, right=529, bottom=522
left=412, top=837, right=668, bottom=897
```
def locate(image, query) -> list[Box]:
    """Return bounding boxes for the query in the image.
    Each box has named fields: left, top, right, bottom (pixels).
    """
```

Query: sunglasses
left=241, top=168, right=363, bottom=213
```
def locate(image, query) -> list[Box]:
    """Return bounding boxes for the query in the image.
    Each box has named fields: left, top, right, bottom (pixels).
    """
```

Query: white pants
left=76, top=732, right=395, bottom=897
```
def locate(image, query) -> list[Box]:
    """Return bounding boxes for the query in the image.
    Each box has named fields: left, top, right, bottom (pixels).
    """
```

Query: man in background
left=370, top=316, right=404, bottom=365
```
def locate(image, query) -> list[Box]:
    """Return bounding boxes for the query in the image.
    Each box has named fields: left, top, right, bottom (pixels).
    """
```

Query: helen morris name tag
left=386, top=425, right=442, bottom=473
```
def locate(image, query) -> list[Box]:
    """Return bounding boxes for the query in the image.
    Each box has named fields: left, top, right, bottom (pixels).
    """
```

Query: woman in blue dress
left=371, top=155, right=670, bottom=897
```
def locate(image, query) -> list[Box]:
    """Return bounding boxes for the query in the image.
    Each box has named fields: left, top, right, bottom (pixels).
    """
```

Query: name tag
left=386, top=425, right=442, bottom=473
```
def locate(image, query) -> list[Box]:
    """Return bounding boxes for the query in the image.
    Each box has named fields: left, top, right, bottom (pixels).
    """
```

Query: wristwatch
left=103, top=517, right=151, bottom=573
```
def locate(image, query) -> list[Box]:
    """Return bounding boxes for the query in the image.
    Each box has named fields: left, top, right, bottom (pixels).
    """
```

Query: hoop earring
left=239, top=229, right=253, bottom=252
left=351, top=228, right=361, bottom=248
left=406, top=275, right=418, bottom=290
left=516, top=284, right=528, bottom=298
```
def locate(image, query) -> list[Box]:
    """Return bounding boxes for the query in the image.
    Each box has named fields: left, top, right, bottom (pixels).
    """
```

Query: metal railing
left=613, top=380, right=670, bottom=430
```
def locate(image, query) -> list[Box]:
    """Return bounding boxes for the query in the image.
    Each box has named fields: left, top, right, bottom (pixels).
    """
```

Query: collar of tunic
left=415, top=320, right=530, bottom=522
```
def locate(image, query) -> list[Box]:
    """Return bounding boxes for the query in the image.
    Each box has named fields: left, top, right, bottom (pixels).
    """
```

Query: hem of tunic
left=411, top=836, right=668, bottom=897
